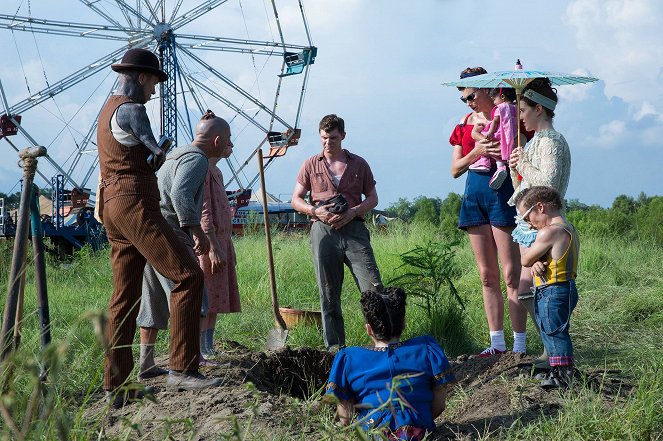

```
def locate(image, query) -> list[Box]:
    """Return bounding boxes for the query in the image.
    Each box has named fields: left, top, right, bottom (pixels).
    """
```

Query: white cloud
left=633, top=101, right=663, bottom=123
left=591, top=120, right=626, bottom=147
left=565, top=0, right=663, bottom=102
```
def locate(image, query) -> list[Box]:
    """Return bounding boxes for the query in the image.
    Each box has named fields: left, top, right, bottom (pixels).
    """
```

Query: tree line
left=384, top=192, right=663, bottom=245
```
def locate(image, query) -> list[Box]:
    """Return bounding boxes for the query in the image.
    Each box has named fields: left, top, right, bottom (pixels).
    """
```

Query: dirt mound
left=246, top=346, right=334, bottom=399
left=431, top=353, right=633, bottom=440
left=85, top=343, right=633, bottom=440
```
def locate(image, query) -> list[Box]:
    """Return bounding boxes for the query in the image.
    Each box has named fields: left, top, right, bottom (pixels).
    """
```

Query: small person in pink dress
left=471, top=87, right=519, bottom=190
left=198, top=141, right=241, bottom=361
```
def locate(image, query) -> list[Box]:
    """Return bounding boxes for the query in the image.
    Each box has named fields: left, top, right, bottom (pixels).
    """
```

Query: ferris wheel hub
left=153, top=22, right=173, bottom=41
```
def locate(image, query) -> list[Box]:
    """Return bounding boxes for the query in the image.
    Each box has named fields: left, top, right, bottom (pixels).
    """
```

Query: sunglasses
left=460, top=90, right=480, bottom=104
left=522, top=204, right=537, bottom=223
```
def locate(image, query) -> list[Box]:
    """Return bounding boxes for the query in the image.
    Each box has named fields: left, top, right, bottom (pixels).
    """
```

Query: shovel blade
left=266, top=328, right=288, bottom=351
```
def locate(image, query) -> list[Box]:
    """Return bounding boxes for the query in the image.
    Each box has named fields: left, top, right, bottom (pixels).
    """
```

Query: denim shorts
left=458, top=168, right=517, bottom=230
left=534, top=280, right=578, bottom=366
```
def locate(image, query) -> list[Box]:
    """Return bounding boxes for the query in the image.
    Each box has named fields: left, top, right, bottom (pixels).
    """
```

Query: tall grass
left=1, top=223, right=662, bottom=439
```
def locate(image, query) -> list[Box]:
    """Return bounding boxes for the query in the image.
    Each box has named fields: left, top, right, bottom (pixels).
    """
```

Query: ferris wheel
left=0, top=0, right=316, bottom=198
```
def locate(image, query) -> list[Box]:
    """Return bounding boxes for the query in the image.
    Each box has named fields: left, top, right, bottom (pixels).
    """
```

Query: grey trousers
left=310, top=220, right=382, bottom=348
left=136, top=228, right=208, bottom=330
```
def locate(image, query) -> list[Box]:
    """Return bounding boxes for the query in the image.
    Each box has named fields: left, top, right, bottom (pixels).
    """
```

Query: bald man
left=135, top=111, right=232, bottom=391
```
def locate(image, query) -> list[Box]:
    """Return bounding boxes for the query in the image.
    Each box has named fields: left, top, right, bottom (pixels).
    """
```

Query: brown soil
left=85, top=341, right=633, bottom=440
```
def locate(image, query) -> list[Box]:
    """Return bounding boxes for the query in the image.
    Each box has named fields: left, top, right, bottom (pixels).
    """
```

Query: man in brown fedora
left=98, top=47, right=221, bottom=407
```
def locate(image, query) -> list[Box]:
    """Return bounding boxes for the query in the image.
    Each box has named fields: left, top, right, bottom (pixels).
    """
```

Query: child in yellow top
left=515, top=186, right=579, bottom=389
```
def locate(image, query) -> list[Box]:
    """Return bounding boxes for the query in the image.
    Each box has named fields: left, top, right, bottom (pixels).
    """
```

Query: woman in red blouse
left=448, top=67, right=527, bottom=357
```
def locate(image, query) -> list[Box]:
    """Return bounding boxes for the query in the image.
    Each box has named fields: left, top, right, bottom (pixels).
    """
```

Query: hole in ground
left=247, top=347, right=334, bottom=399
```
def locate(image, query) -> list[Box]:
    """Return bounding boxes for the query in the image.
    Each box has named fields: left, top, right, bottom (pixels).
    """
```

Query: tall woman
left=448, top=67, right=526, bottom=356
left=509, top=78, right=571, bottom=366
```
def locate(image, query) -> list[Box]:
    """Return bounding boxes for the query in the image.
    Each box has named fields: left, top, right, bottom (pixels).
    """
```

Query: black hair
left=515, top=186, right=563, bottom=211
left=521, top=78, right=558, bottom=119
left=489, top=87, right=517, bottom=102
left=360, top=287, right=407, bottom=341
left=457, top=67, right=487, bottom=91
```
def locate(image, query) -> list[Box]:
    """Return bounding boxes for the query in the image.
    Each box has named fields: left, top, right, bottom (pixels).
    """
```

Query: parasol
left=441, top=60, right=599, bottom=147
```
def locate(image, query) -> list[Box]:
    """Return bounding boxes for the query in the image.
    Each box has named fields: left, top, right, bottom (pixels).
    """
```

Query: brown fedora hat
left=111, top=48, right=168, bottom=82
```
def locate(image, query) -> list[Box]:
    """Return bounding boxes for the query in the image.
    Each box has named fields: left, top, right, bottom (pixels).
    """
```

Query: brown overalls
left=98, top=95, right=204, bottom=391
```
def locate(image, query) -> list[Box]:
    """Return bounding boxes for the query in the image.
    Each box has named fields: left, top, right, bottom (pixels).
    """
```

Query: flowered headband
left=523, top=89, right=557, bottom=110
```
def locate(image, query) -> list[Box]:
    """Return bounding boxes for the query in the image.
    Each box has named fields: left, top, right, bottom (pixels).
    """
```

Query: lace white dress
left=509, top=128, right=571, bottom=206
left=509, top=129, right=571, bottom=246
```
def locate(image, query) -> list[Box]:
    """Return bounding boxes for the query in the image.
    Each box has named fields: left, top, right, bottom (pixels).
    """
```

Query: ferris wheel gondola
left=0, top=0, right=316, bottom=200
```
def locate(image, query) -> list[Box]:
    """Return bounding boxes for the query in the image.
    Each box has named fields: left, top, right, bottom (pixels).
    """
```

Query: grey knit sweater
left=156, top=144, right=209, bottom=228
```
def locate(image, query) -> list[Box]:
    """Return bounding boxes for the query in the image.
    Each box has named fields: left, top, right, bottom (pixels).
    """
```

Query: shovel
left=258, top=148, right=288, bottom=350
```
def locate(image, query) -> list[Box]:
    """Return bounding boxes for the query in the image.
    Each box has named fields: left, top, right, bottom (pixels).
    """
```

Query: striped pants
left=102, top=195, right=204, bottom=391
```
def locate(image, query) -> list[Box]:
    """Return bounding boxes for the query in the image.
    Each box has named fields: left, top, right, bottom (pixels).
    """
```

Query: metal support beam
left=159, top=29, right=177, bottom=142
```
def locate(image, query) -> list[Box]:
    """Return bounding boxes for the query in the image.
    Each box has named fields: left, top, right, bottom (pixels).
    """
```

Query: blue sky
left=1, top=0, right=661, bottom=208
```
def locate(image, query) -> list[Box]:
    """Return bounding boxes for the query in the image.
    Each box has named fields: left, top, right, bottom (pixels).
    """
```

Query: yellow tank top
left=534, top=221, right=579, bottom=287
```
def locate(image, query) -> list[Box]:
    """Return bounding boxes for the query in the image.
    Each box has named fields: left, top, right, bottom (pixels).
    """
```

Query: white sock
left=513, top=331, right=527, bottom=353
left=489, top=330, right=506, bottom=351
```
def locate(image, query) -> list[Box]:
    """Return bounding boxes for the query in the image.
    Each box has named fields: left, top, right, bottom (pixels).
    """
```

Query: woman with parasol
left=448, top=67, right=528, bottom=357
left=508, top=77, right=572, bottom=369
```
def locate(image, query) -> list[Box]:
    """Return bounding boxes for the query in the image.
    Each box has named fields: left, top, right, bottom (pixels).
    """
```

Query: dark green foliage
left=566, top=193, right=663, bottom=245
left=384, top=193, right=463, bottom=240
left=387, top=240, right=470, bottom=354
left=411, top=196, right=440, bottom=225
left=383, top=197, right=414, bottom=221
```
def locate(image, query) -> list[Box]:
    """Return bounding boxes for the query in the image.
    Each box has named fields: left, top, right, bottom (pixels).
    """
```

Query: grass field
left=0, top=222, right=662, bottom=440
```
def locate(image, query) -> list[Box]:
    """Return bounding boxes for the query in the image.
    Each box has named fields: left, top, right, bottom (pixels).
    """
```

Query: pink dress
left=198, top=166, right=241, bottom=313
left=492, top=102, right=518, bottom=161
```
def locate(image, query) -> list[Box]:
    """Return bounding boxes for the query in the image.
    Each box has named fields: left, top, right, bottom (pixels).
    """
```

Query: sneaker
left=488, top=165, right=507, bottom=190
left=166, top=371, right=223, bottom=392
left=105, top=385, right=155, bottom=409
left=533, top=369, right=551, bottom=381
left=540, top=367, right=575, bottom=390
left=476, top=347, right=506, bottom=358
left=138, top=365, right=169, bottom=381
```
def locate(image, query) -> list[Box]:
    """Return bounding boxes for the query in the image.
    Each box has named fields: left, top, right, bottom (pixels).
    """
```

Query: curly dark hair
left=521, top=78, right=558, bottom=119
left=319, top=114, right=345, bottom=133
left=360, top=287, right=407, bottom=341
left=515, top=186, right=563, bottom=211
left=457, top=66, right=487, bottom=91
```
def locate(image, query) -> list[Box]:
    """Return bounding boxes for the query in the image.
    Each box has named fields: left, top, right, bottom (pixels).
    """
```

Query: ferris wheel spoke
left=112, top=0, right=156, bottom=27
left=114, top=0, right=140, bottom=28
left=79, top=0, right=132, bottom=30
left=0, top=14, right=146, bottom=41
left=170, top=0, right=229, bottom=30
left=65, top=119, right=98, bottom=181
left=179, top=45, right=292, bottom=129
left=169, top=0, right=185, bottom=24
left=186, top=75, right=267, bottom=133
left=7, top=119, right=83, bottom=189
left=176, top=32, right=308, bottom=55
left=2, top=136, right=53, bottom=186
left=7, top=42, right=150, bottom=117
left=140, top=0, right=161, bottom=24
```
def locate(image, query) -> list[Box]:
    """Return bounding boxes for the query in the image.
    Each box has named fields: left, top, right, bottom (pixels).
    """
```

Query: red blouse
left=448, top=113, right=475, bottom=158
